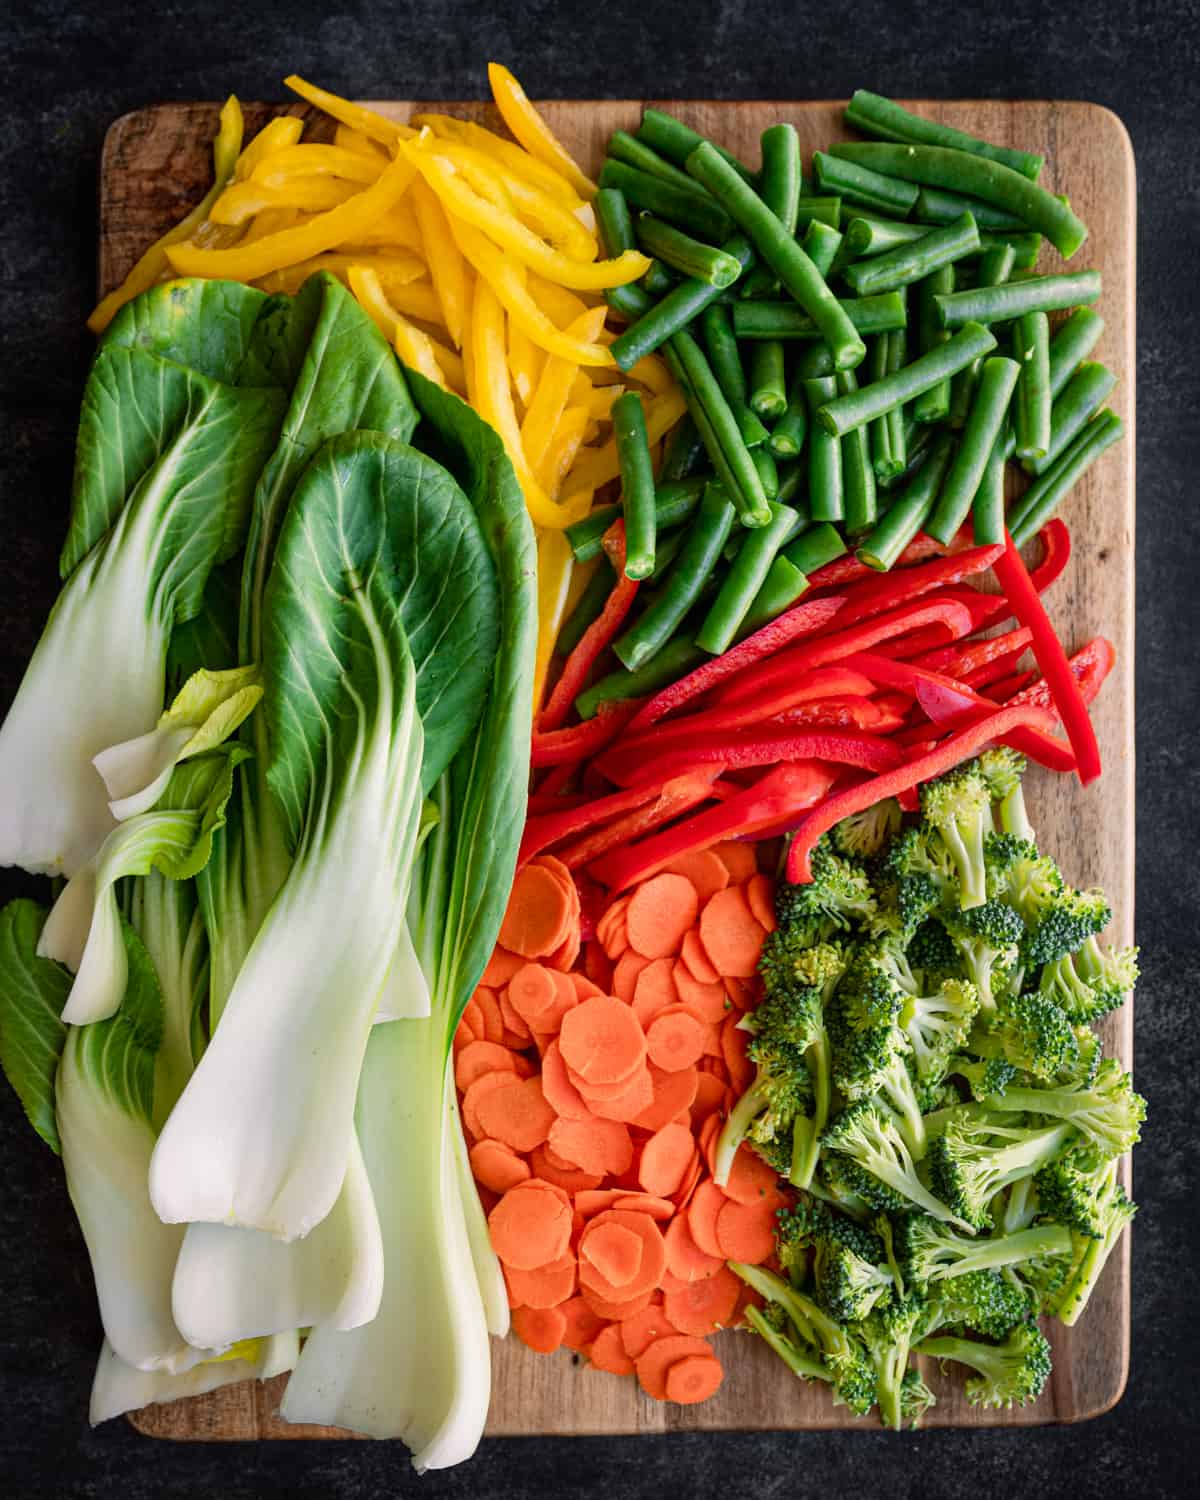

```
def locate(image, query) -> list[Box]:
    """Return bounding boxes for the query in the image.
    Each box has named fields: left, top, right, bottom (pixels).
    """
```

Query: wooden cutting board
left=98, top=97, right=1136, bottom=1438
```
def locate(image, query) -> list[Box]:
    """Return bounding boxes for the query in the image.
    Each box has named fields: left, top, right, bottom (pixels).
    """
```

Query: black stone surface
left=1, top=1, right=1197, bottom=1495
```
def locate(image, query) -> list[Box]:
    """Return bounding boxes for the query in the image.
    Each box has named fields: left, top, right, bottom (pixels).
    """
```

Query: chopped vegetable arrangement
left=0, top=71, right=1138, bottom=1463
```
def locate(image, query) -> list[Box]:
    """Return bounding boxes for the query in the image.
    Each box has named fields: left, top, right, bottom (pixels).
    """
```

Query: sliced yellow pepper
left=379, top=277, right=444, bottom=326
left=411, top=113, right=583, bottom=209
left=346, top=265, right=448, bottom=392
left=539, top=404, right=590, bottom=498
left=520, top=307, right=607, bottom=473
left=532, top=528, right=576, bottom=715
left=487, top=63, right=597, bottom=202
left=507, top=316, right=543, bottom=408
left=343, top=197, right=424, bottom=253
left=584, top=383, right=622, bottom=421
left=256, top=250, right=423, bottom=287
left=426, top=336, right=467, bottom=395
left=88, top=95, right=245, bottom=333
left=233, top=115, right=304, bottom=181
left=211, top=177, right=359, bottom=226
left=250, top=144, right=383, bottom=188
left=166, top=152, right=417, bottom=281
left=565, top=388, right=688, bottom=496
left=283, top=75, right=414, bottom=149
left=410, top=175, right=468, bottom=348
left=624, top=350, right=674, bottom=396
left=333, top=124, right=389, bottom=161
left=526, top=275, right=592, bottom=328
left=435, top=141, right=596, bottom=262
left=240, top=208, right=303, bottom=248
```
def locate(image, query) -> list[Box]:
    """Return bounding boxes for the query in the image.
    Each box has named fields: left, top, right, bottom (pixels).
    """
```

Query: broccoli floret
left=916, top=1322, right=1053, bottom=1409
left=831, top=799, right=903, bottom=860
left=827, top=949, right=908, bottom=1101
left=996, top=1058, right=1146, bottom=1159
left=949, top=1053, right=1019, bottom=1101
left=713, top=1023, right=811, bottom=1186
left=873, top=1051, right=930, bottom=1160
left=972, top=991, right=1080, bottom=1082
left=927, top=1110, right=1078, bottom=1231
left=1001, top=1176, right=1040, bottom=1234
left=732, top=1262, right=856, bottom=1370
left=1039, top=935, right=1139, bottom=1023
left=977, top=746, right=1034, bottom=842
left=899, top=1367, right=937, bottom=1429
left=897, top=1213, right=1074, bottom=1288
left=775, top=837, right=877, bottom=943
left=937, top=1269, right=1035, bottom=1340
left=900, top=978, right=979, bottom=1086
left=921, top=762, right=996, bottom=909
left=1011, top=1248, right=1076, bottom=1319
left=823, top=1101, right=976, bottom=1232
left=942, top=900, right=1025, bottom=1014
left=856, top=1292, right=928, bottom=1430
left=816, top=1241, right=895, bottom=1323
left=1022, top=885, right=1112, bottom=968
left=1067, top=1024, right=1103, bottom=1087
left=813, top=1156, right=877, bottom=1222
left=879, top=824, right=957, bottom=937
left=1055, top=1173, right=1137, bottom=1327
left=906, top=917, right=967, bottom=988
left=1035, top=1147, right=1122, bottom=1237
left=782, top=1193, right=885, bottom=1265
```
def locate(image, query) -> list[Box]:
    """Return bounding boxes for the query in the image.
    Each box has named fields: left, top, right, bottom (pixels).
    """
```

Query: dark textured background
left=1, top=1, right=1197, bottom=1496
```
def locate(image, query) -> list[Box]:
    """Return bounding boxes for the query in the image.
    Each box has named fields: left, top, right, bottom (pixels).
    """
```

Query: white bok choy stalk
left=89, top=1331, right=299, bottom=1427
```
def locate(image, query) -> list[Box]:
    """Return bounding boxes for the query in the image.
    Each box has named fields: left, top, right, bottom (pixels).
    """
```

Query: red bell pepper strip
left=784, top=701, right=1060, bottom=883
left=520, top=777, right=676, bottom=864
left=531, top=699, right=644, bottom=766
left=912, top=625, right=1034, bottom=679
left=962, top=644, right=1034, bottom=691
left=556, top=773, right=723, bottom=870
left=816, top=543, right=1004, bottom=633
left=987, top=669, right=1040, bottom=702
left=1028, top=518, right=1071, bottom=593
left=993, top=531, right=1102, bottom=784
left=624, top=593, right=847, bottom=734
left=804, top=528, right=971, bottom=593
left=526, top=791, right=591, bottom=815
left=1008, top=635, right=1116, bottom=712
left=534, top=762, right=578, bottom=800
left=600, top=727, right=902, bottom=789
left=538, top=521, right=639, bottom=733
left=589, top=761, right=838, bottom=891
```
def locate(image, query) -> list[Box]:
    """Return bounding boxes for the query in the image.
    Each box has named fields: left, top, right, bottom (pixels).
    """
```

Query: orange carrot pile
left=454, top=848, right=792, bottom=1403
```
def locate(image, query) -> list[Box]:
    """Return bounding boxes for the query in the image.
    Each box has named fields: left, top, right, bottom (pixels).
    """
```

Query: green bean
left=948, top=243, right=1014, bottom=427
left=795, top=344, right=837, bottom=379
left=829, top=143, right=1087, bottom=258
left=845, top=214, right=938, bottom=258
left=912, top=265, right=956, bottom=423
left=1008, top=409, right=1124, bottom=545
left=637, top=108, right=757, bottom=182
left=614, top=481, right=738, bottom=669
left=659, top=414, right=706, bottom=482
left=749, top=340, right=788, bottom=418
left=640, top=259, right=676, bottom=297
left=934, top=270, right=1101, bottom=329
left=857, top=432, right=956, bottom=570
left=647, top=526, right=688, bottom=582
left=610, top=235, right=755, bottom=369
left=821, top=321, right=997, bottom=437
left=971, top=429, right=1009, bottom=545
left=687, top=142, right=866, bottom=370
left=1011, top=311, right=1052, bottom=461
left=607, top=129, right=699, bottom=191
left=804, top=376, right=844, bottom=521
left=741, top=199, right=843, bottom=294
left=701, top=303, right=769, bottom=447
left=913, top=185, right=1029, bottom=233
left=595, top=187, right=656, bottom=321
left=845, top=91, right=1045, bottom=180
left=844, top=211, right=980, bottom=296
left=769, top=372, right=809, bottom=458
left=868, top=332, right=905, bottom=479
left=556, top=559, right=614, bottom=656
left=789, top=196, right=843, bottom=228
left=1023, top=361, right=1117, bottom=477
left=927, top=356, right=1021, bottom=543
left=564, top=477, right=706, bottom=562
left=760, top=123, right=803, bottom=228
left=801, top=219, right=844, bottom=278
left=775, top=461, right=805, bottom=504
left=980, top=231, right=1041, bottom=271
left=739, top=555, right=810, bottom=637
left=612, top=391, right=658, bottom=578
left=878, top=421, right=933, bottom=492
left=813, top=149, right=920, bottom=216
left=576, top=636, right=707, bottom=719
left=696, top=501, right=799, bottom=654
left=783, top=520, right=848, bottom=575
left=634, top=215, right=743, bottom=287
left=731, top=292, right=906, bottom=341
left=751, top=443, right=780, bottom=499
left=666, top=332, right=771, bottom=526
left=598, top=159, right=732, bottom=243
left=836, top=368, right=878, bottom=532
left=1048, top=308, right=1106, bottom=397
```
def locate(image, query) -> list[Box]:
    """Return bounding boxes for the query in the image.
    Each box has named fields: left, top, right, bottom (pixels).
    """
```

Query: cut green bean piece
left=783, top=520, right=847, bottom=575
left=614, top=481, right=738, bottom=670
left=775, top=462, right=805, bottom=505
left=948, top=243, right=1014, bottom=427
left=749, top=340, right=788, bottom=418
left=912, top=264, right=956, bottom=423
left=608, top=129, right=699, bottom=190
left=857, top=432, right=956, bottom=570
left=868, top=332, right=906, bottom=479
left=647, top=525, right=688, bottom=583
left=612, top=390, right=658, bottom=578
left=971, top=429, right=1009, bottom=545
left=731, top=292, right=906, bottom=341
left=598, top=159, right=732, bottom=242
left=596, top=187, right=656, bottom=321
left=913, top=185, right=1029, bottom=232
left=576, top=635, right=707, bottom=720
left=804, top=376, right=844, bottom=521
left=836, top=368, right=878, bottom=533
left=564, top=477, right=706, bottom=562
left=844, top=214, right=937, bottom=257
left=760, top=124, right=803, bottom=229
left=1012, top=311, right=1052, bottom=460
left=769, top=372, right=809, bottom=458
left=819, top=321, right=998, bottom=436
left=696, top=501, right=799, bottom=654
left=935, top=270, right=1101, bottom=328
left=802, top=219, right=844, bottom=278
left=878, top=422, right=933, bottom=493
left=980, top=231, right=1041, bottom=271
left=845, top=90, right=1045, bottom=181
left=635, top=215, right=743, bottom=287
left=829, top=143, right=1087, bottom=258
left=844, top=211, right=980, bottom=296
left=701, top=302, right=769, bottom=448
left=927, top=355, right=1021, bottom=543
left=813, top=149, right=920, bottom=216
left=794, top=195, right=844, bottom=229
left=637, top=108, right=757, bottom=182
left=739, top=555, right=810, bottom=638
left=1009, top=409, right=1124, bottom=545
left=1023, top=361, right=1118, bottom=476
left=659, top=414, right=706, bottom=482
left=610, top=234, right=755, bottom=369
left=640, top=258, right=676, bottom=297
left=666, top=332, right=771, bottom=526
left=1048, top=307, right=1106, bottom=398
left=751, top=443, right=779, bottom=499
left=687, top=142, right=866, bottom=370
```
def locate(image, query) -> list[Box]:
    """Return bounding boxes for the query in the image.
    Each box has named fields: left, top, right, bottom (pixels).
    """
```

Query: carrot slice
left=681, top=929, right=721, bottom=985
left=620, top=1302, right=680, bottom=1359
left=584, top=1065, right=655, bottom=1124
left=498, top=991, right=533, bottom=1045
left=560, top=1295, right=608, bottom=1352
left=671, top=1150, right=705, bottom=1213
left=570, top=972, right=604, bottom=999
left=488, top=1181, right=573, bottom=1270
left=462, top=1070, right=519, bottom=1141
left=611, top=1193, right=675, bottom=1221
left=584, top=939, right=615, bottom=991
left=473, top=986, right=507, bottom=1044
left=545, top=921, right=582, bottom=974
left=746, top=873, right=777, bottom=933
left=698, top=886, right=766, bottom=979
left=455, top=1039, right=531, bottom=1091
left=722, top=1142, right=783, bottom=1206
left=596, top=893, right=632, bottom=958
left=697, top=1112, right=723, bottom=1175
left=711, top=841, right=757, bottom=882
left=690, top=1071, right=729, bottom=1126
left=664, top=1352, right=724, bottom=1404
left=574, top=1188, right=626, bottom=1217
left=469, top=1139, right=532, bottom=1194
left=558, top=994, right=647, bottom=1085
left=588, top=1321, right=636, bottom=1374
left=663, top=849, right=730, bottom=904
left=581, top=1284, right=655, bottom=1321
left=723, top=977, right=755, bottom=1012
left=611, top=948, right=651, bottom=1002
left=504, top=1253, right=577, bottom=1310
left=626, top=873, right=700, bottom=960
left=686, top=1180, right=729, bottom=1260
left=664, top=1264, right=741, bottom=1336
left=528, top=1144, right=604, bottom=1194
left=721, top=1012, right=756, bottom=1094
left=701, top=1023, right=725, bottom=1060
left=499, top=864, right=573, bottom=958
left=663, top=1211, right=723, bottom=1283
left=540, top=1039, right=591, bottom=1121
left=715, top=1197, right=780, bottom=1265
left=481, top=946, right=525, bottom=988
left=638, top=1122, right=697, bottom=1197
left=511, top=1303, right=568, bottom=1355
left=631, top=957, right=680, bottom=1030
left=580, top=1221, right=645, bottom=1288
left=476, top=1075, right=557, bottom=1153
left=645, top=1007, right=708, bottom=1073
left=548, top=1116, right=634, bottom=1177
left=570, top=1056, right=645, bottom=1100
left=507, top=963, right=560, bottom=1025
left=578, top=1209, right=668, bottom=1301
left=672, top=961, right=729, bottom=1024
left=631, top=1065, right=700, bottom=1133
left=635, top=1333, right=714, bottom=1401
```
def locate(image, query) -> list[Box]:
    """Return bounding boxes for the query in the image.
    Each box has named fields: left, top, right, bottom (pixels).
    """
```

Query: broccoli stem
left=713, top=1076, right=768, bottom=1186
left=928, top=1223, right=1073, bottom=1278
left=790, top=1031, right=831, bottom=1189
left=1002, top=1176, right=1039, bottom=1233
left=745, top=1305, right=832, bottom=1383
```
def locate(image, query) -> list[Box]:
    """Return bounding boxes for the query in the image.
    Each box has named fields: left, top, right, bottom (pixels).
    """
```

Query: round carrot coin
left=626, top=873, right=700, bottom=960
left=558, top=994, right=647, bottom=1086
left=499, top=864, right=573, bottom=958
left=645, top=1006, right=708, bottom=1072
left=664, top=1352, right=724, bottom=1404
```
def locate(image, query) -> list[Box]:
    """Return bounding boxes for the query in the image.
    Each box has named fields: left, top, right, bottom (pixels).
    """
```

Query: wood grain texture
left=100, top=97, right=1135, bottom=1440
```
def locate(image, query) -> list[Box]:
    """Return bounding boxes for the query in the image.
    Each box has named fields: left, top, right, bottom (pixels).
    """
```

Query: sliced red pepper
left=784, top=701, right=1060, bottom=883
left=962, top=645, right=1034, bottom=691
left=601, top=727, right=902, bottom=789
left=556, top=772, right=722, bottom=870
left=526, top=792, right=591, bottom=815
left=538, top=520, right=639, bottom=733
left=912, top=625, right=1034, bottom=679
left=589, top=761, right=838, bottom=891
left=1007, top=635, right=1116, bottom=712
left=804, top=528, right=971, bottom=593
left=816, top=543, right=1004, bottom=633
left=1029, top=518, right=1071, bottom=593
left=623, top=593, right=847, bottom=734
left=987, top=669, right=1040, bottom=702
left=533, top=762, right=578, bottom=800
left=530, top=699, right=643, bottom=766
left=520, top=777, right=675, bottom=864
left=993, top=532, right=1102, bottom=785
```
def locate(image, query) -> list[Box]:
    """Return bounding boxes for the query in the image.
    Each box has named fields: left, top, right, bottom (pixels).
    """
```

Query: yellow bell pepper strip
left=624, top=350, right=674, bottom=396
left=425, top=335, right=467, bottom=395
left=379, top=277, right=444, bottom=326
left=533, top=528, right=577, bottom=715
left=526, top=275, right=592, bottom=328
left=411, top=113, right=583, bottom=208
left=521, top=307, right=608, bottom=472
left=346, top=265, right=449, bottom=392
left=564, top=388, right=688, bottom=494
left=240, top=208, right=303, bottom=248
left=234, top=115, right=304, bottom=180
left=403, top=144, right=649, bottom=292
left=87, top=95, right=245, bottom=333
left=487, top=62, right=598, bottom=202
left=255, top=250, right=425, bottom=287
left=283, top=75, right=414, bottom=149
left=450, top=220, right=615, bottom=366
left=410, top=175, right=468, bottom=347
left=540, top=405, right=590, bottom=497
left=585, top=383, right=623, bottom=420
left=507, top=316, right=544, bottom=408
left=333, top=123, right=390, bottom=161
left=210, top=177, right=359, bottom=225
left=343, top=197, right=424, bottom=252
left=165, top=151, right=417, bottom=281
left=251, top=144, right=383, bottom=188
left=436, top=141, right=597, bottom=262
